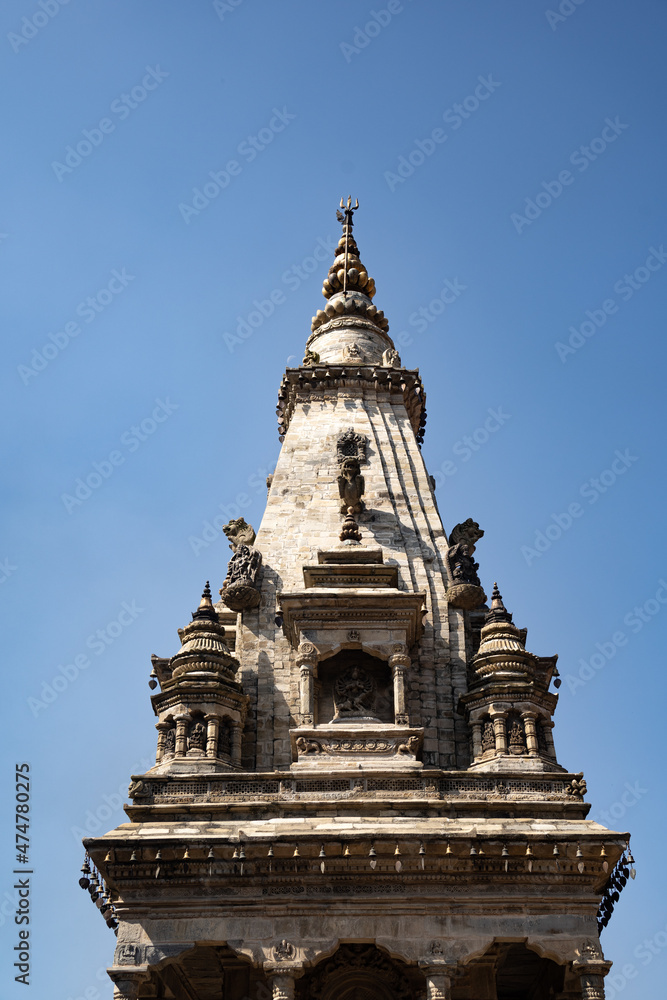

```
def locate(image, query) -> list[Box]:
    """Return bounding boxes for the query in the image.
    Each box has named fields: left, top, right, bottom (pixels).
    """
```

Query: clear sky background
left=1, top=1, right=665, bottom=997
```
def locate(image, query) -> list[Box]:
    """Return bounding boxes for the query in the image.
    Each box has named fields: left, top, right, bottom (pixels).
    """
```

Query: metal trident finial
left=335, top=198, right=359, bottom=293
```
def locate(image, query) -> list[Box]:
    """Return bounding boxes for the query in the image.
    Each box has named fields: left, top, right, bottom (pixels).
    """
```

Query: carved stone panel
left=317, top=651, right=393, bottom=725
left=336, top=428, right=368, bottom=465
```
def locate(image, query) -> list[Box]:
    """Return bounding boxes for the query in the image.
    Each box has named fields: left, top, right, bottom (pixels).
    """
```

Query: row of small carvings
left=129, top=775, right=586, bottom=800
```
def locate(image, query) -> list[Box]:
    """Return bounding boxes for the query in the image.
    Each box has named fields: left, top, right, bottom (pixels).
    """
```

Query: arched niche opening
left=453, top=940, right=569, bottom=999
left=316, top=649, right=393, bottom=725
left=296, top=943, right=423, bottom=1000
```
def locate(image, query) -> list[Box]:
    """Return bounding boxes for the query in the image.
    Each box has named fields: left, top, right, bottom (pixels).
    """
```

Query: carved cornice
left=276, top=366, right=426, bottom=444
left=277, top=590, right=426, bottom=649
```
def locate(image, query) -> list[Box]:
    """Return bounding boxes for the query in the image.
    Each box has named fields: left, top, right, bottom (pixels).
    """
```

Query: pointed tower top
left=192, top=581, right=217, bottom=621
left=305, top=200, right=395, bottom=365
left=485, top=582, right=513, bottom=624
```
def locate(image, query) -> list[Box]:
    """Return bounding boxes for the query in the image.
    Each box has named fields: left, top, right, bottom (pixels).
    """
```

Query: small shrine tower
left=81, top=202, right=633, bottom=1000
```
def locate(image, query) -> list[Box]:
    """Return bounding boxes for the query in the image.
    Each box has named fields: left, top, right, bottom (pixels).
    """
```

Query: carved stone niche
left=318, top=650, right=393, bottom=725
left=336, top=428, right=368, bottom=465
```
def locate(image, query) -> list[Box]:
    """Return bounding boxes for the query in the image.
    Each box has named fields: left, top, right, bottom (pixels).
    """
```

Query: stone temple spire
left=305, top=198, right=397, bottom=366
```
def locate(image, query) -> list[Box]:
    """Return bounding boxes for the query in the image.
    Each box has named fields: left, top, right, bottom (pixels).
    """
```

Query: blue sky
left=1, top=1, right=666, bottom=997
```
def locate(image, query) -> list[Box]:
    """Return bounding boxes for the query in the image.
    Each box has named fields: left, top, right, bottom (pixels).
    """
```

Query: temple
left=81, top=200, right=633, bottom=1000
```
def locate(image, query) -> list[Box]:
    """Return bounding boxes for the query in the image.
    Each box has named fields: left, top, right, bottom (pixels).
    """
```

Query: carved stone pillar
left=109, top=969, right=150, bottom=1000
left=297, top=640, right=318, bottom=725
left=154, top=722, right=170, bottom=764
left=231, top=721, right=243, bottom=766
left=174, top=714, right=189, bottom=757
left=523, top=711, right=539, bottom=755
left=471, top=719, right=483, bottom=760
left=573, top=947, right=611, bottom=1000
left=580, top=972, right=607, bottom=999
left=543, top=718, right=557, bottom=758
left=389, top=650, right=411, bottom=725
left=421, top=966, right=453, bottom=1000
left=490, top=711, right=508, bottom=754
left=205, top=714, right=220, bottom=758
left=268, top=974, right=295, bottom=1000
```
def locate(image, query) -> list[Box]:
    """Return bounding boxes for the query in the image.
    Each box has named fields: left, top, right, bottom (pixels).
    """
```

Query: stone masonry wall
left=237, top=380, right=471, bottom=770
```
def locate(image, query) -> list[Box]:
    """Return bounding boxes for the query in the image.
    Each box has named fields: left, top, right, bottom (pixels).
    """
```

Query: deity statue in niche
left=333, top=665, right=376, bottom=720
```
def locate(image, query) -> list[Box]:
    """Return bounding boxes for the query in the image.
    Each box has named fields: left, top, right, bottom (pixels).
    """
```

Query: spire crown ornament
left=307, top=199, right=395, bottom=363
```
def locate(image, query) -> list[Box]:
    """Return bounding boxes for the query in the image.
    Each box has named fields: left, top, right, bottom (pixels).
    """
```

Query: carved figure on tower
left=220, top=518, right=263, bottom=611
left=338, top=457, right=365, bottom=514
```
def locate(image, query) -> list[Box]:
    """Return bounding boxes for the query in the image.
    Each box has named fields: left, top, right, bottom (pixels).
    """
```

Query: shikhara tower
left=83, top=201, right=633, bottom=1000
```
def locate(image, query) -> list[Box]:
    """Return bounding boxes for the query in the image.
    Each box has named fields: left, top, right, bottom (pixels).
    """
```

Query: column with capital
left=154, top=722, right=170, bottom=764
left=419, top=965, right=453, bottom=1000
left=109, top=970, right=150, bottom=1000
left=231, top=720, right=243, bottom=766
left=470, top=718, right=483, bottom=760
left=573, top=945, right=612, bottom=1000
left=204, top=714, right=220, bottom=758
left=296, top=641, right=318, bottom=726
left=522, top=711, right=539, bottom=755
left=269, top=974, right=295, bottom=1000
left=389, top=649, right=411, bottom=725
left=490, top=710, right=508, bottom=754
left=174, top=714, right=189, bottom=756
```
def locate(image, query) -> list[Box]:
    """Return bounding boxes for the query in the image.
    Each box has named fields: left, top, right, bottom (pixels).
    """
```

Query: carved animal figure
left=222, top=518, right=256, bottom=551
left=382, top=348, right=401, bottom=368
left=447, top=519, right=484, bottom=586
